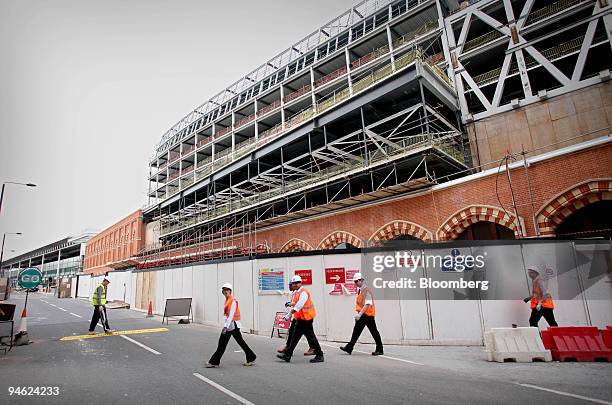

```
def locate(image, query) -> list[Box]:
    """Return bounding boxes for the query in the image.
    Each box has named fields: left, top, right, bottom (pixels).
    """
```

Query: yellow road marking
left=60, top=327, right=168, bottom=341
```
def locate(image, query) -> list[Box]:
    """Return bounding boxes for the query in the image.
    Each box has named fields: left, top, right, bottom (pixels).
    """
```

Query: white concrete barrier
left=484, top=327, right=552, bottom=362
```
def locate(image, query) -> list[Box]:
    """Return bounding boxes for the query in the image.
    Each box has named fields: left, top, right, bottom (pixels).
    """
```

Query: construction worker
left=523, top=266, right=558, bottom=327
left=277, top=275, right=324, bottom=363
left=88, top=278, right=113, bottom=334
left=340, top=273, right=384, bottom=355
left=277, top=278, right=316, bottom=356
left=206, top=283, right=257, bottom=368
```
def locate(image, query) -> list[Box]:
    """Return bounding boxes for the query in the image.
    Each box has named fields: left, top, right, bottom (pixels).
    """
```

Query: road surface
left=0, top=291, right=610, bottom=405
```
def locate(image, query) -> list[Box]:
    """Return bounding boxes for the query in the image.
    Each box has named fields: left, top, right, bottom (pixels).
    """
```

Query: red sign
left=329, top=283, right=343, bottom=295
left=294, top=270, right=312, bottom=285
left=273, top=312, right=291, bottom=330
left=344, top=269, right=359, bottom=294
left=325, top=267, right=345, bottom=284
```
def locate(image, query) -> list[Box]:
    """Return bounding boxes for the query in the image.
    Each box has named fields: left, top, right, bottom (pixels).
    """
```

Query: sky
left=0, top=0, right=358, bottom=260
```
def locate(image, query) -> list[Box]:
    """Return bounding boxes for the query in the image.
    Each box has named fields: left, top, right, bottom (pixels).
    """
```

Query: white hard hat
left=290, top=275, right=302, bottom=284
left=221, top=282, right=233, bottom=290
left=352, top=272, right=364, bottom=282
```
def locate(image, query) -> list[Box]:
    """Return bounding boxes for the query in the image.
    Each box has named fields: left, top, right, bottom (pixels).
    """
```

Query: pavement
left=0, top=291, right=610, bottom=405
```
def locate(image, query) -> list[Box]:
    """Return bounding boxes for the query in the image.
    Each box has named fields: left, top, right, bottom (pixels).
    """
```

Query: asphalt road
left=0, top=291, right=610, bottom=405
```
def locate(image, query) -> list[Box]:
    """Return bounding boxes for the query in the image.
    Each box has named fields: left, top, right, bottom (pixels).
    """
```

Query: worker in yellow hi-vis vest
left=89, top=279, right=114, bottom=334
left=206, top=283, right=257, bottom=368
left=340, top=273, right=384, bottom=355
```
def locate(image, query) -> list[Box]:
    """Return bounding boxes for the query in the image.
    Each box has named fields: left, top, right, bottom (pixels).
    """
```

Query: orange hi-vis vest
left=292, top=287, right=316, bottom=321
left=224, top=295, right=241, bottom=322
left=356, top=287, right=376, bottom=317
left=530, top=279, right=554, bottom=309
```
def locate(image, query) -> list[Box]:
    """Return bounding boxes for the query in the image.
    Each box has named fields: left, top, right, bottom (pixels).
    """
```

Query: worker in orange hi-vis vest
left=523, top=266, right=558, bottom=327
left=277, top=275, right=324, bottom=363
left=340, top=272, right=384, bottom=355
left=277, top=279, right=316, bottom=356
left=205, top=283, right=257, bottom=368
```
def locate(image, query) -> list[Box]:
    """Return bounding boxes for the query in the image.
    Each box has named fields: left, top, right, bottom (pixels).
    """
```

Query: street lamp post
left=0, top=232, right=22, bottom=278
left=0, top=181, right=37, bottom=216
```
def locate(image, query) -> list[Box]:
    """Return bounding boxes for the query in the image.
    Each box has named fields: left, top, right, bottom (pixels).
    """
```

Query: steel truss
left=444, top=0, right=612, bottom=122
left=156, top=99, right=466, bottom=241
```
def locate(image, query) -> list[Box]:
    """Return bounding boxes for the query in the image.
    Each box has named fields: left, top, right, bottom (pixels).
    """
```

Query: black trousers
left=89, top=305, right=110, bottom=332
left=285, top=319, right=297, bottom=348
left=209, top=327, right=256, bottom=365
left=285, top=319, right=323, bottom=358
left=529, top=307, right=558, bottom=327
left=345, top=314, right=383, bottom=352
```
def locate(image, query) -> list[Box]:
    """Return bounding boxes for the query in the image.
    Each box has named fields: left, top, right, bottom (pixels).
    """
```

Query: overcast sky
left=0, top=0, right=357, bottom=260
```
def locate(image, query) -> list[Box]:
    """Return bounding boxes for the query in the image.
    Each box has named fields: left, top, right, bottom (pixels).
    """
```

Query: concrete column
left=386, top=25, right=396, bottom=71
left=345, top=48, right=353, bottom=96
left=280, top=86, right=286, bottom=130
left=254, top=99, right=259, bottom=140
left=310, top=67, right=316, bottom=110
left=55, top=249, right=61, bottom=297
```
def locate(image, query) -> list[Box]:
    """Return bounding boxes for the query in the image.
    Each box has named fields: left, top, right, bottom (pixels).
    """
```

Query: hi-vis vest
left=530, top=279, right=554, bottom=309
left=91, top=283, right=107, bottom=306
left=292, top=287, right=316, bottom=321
left=356, top=287, right=376, bottom=317
left=224, top=295, right=241, bottom=322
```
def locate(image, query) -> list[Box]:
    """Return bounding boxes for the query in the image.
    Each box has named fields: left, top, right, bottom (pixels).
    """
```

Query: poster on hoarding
left=344, top=269, right=359, bottom=294
left=294, top=269, right=312, bottom=285
left=258, top=268, right=285, bottom=294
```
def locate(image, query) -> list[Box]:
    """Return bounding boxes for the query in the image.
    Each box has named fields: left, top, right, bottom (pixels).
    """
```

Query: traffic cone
left=14, top=307, right=31, bottom=346
left=146, top=301, right=154, bottom=318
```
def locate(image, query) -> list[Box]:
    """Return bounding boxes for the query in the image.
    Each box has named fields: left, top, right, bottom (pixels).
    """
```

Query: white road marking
left=69, top=312, right=82, bottom=318
left=234, top=350, right=243, bottom=353
left=58, top=307, right=67, bottom=312
left=120, top=335, right=161, bottom=355
left=48, top=304, right=57, bottom=307
left=319, top=342, right=424, bottom=366
left=518, top=383, right=612, bottom=405
left=193, top=373, right=255, bottom=405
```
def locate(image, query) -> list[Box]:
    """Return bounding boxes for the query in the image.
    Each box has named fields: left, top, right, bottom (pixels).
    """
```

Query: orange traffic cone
left=147, top=301, right=154, bottom=318
left=14, top=307, right=31, bottom=346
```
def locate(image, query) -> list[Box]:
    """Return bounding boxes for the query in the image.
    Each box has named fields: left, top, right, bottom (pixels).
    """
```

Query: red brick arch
left=278, top=238, right=314, bottom=253
left=437, top=205, right=522, bottom=240
left=318, top=231, right=362, bottom=250
left=536, top=179, right=612, bottom=237
left=368, top=220, right=433, bottom=244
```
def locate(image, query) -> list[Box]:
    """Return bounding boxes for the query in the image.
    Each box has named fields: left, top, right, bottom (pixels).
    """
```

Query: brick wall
left=256, top=141, right=612, bottom=250
left=83, top=210, right=145, bottom=274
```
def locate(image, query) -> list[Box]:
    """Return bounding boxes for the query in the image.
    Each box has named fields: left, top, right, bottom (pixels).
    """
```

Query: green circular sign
left=18, top=267, right=42, bottom=289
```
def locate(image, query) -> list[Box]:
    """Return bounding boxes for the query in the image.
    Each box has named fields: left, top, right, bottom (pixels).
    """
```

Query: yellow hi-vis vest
left=91, top=283, right=107, bottom=306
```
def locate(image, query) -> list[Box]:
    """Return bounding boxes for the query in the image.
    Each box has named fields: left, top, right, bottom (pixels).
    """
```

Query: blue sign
left=259, top=268, right=285, bottom=292
left=441, top=248, right=474, bottom=272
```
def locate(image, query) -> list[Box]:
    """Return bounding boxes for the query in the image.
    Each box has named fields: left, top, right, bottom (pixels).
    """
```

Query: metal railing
left=525, top=0, right=586, bottom=26
left=159, top=132, right=464, bottom=236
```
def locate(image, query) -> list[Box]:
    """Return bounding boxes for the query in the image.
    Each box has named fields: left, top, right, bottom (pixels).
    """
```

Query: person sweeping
left=205, top=283, right=257, bottom=368
left=88, top=278, right=114, bottom=334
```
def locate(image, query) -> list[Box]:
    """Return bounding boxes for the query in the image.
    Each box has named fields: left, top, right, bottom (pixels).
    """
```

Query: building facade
left=121, top=0, right=609, bottom=269
left=83, top=210, right=145, bottom=275
left=1, top=231, right=96, bottom=285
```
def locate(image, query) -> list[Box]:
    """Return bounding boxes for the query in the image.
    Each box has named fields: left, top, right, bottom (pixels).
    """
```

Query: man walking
left=277, top=277, right=316, bottom=356
left=277, top=275, right=324, bottom=363
left=206, top=283, right=257, bottom=368
left=524, top=266, right=558, bottom=327
left=88, top=278, right=113, bottom=334
left=340, top=273, right=384, bottom=355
